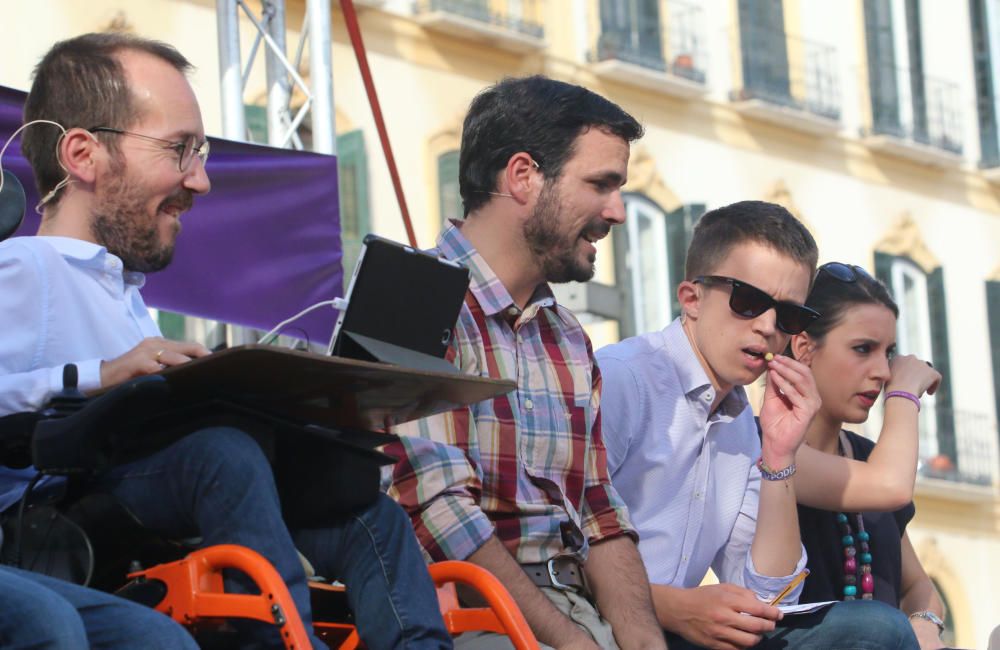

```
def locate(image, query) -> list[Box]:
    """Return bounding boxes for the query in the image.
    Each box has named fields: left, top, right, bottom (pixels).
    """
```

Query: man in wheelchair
left=0, top=32, right=450, bottom=649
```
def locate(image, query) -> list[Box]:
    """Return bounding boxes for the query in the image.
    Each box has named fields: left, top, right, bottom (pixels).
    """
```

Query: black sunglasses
left=694, top=275, right=820, bottom=335
left=817, top=262, right=876, bottom=283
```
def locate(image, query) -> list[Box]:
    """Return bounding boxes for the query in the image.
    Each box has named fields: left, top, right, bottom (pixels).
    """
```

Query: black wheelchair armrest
left=0, top=412, right=41, bottom=468
left=32, top=375, right=172, bottom=475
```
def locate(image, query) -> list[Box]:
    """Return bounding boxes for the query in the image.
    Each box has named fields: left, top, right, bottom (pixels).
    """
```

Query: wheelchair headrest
left=0, top=169, right=25, bottom=242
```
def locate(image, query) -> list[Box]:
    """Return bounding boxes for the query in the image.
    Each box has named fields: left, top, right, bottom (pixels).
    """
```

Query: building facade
left=3, top=1, right=999, bottom=646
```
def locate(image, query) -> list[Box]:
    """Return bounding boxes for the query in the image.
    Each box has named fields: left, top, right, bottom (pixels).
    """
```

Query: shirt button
left=703, top=393, right=712, bottom=402
left=507, top=307, right=519, bottom=316
left=525, top=399, right=534, bottom=410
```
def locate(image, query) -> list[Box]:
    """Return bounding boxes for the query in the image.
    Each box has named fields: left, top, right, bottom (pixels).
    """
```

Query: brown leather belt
left=521, top=556, right=588, bottom=594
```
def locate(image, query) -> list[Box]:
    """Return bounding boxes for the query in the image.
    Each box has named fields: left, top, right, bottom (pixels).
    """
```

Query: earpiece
left=0, top=120, right=70, bottom=214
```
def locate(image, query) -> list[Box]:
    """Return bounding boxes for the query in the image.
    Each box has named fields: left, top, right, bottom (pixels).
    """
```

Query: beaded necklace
left=836, top=435, right=874, bottom=600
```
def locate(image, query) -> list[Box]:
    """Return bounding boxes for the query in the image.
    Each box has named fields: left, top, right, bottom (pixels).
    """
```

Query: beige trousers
left=452, top=586, right=620, bottom=650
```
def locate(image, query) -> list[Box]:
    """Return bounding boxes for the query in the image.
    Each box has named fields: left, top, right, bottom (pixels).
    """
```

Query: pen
left=769, top=569, right=809, bottom=606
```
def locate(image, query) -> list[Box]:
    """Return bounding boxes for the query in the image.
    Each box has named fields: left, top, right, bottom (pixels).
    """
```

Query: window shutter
left=927, top=266, right=957, bottom=466
left=987, top=280, right=1000, bottom=428
left=874, top=250, right=894, bottom=289
left=905, top=0, right=929, bottom=144
left=667, top=203, right=702, bottom=320
left=437, top=150, right=462, bottom=225
left=337, top=130, right=370, bottom=280
left=864, top=0, right=901, bottom=136
left=738, top=0, right=791, bottom=105
left=970, top=0, right=1000, bottom=166
left=157, top=311, right=187, bottom=341
left=612, top=226, right=637, bottom=338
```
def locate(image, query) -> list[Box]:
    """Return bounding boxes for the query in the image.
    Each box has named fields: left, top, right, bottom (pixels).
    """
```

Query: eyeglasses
left=817, top=262, right=875, bottom=284
left=89, top=127, right=210, bottom=172
left=694, top=275, right=821, bottom=335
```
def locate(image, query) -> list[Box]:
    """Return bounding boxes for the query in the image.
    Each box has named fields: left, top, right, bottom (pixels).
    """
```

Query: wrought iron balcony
left=911, top=406, right=998, bottom=488
left=866, top=64, right=963, bottom=161
left=862, top=405, right=1000, bottom=488
left=730, top=22, right=841, bottom=129
left=413, top=0, right=544, bottom=51
left=589, top=0, right=706, bottom=97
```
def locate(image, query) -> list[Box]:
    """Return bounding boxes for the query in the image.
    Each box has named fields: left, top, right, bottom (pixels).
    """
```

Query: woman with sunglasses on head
left=785, top=262, right=947, bottom=649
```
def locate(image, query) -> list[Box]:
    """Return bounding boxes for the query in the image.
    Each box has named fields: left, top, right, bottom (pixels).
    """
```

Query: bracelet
left=756, top=457, right=796, bottom=481
left=908, top=610, right=945, bottom=634
left=885, top=390, right=921, bottom=412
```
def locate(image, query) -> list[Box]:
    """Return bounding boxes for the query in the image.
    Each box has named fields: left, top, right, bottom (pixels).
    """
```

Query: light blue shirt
left=596, top=318, right=806, bottom=604
left=0, top=236, right=160, bottom=514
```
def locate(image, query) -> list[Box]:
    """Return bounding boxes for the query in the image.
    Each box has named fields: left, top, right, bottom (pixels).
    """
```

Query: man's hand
left=100, top=336, right=210, bottom=387
left=758, top=355, right=820, bottom=468
left=653, top=583, right=782, bottom=650
left=887, top=355, right=942, bottom=398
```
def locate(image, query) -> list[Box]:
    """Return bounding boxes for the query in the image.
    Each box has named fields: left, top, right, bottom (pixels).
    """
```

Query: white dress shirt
left=0, top=236, right=160, bottom=513
left=596, top=318, right=806, bottom=604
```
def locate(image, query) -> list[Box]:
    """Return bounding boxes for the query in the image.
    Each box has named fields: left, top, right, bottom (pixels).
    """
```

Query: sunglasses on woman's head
left=817, top=262, right=876, bottom=283
left=694, top=275, right=821, bottom=335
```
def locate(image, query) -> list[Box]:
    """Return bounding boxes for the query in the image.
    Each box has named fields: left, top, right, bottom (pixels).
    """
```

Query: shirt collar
left=38, top=236, right=146, bottom=288
left=437, top=220, right=556, bottom=318
left=661, top=318, right=749, bottom=417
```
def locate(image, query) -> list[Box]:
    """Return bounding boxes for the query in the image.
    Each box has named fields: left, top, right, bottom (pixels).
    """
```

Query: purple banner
left=1, top=85, right=343, bottom=345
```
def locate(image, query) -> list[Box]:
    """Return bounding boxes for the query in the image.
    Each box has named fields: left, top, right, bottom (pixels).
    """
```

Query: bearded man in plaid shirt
left=385, top=76, right=665, bottom=650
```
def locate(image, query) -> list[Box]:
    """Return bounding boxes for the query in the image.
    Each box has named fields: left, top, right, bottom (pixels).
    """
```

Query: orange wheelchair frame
left=125, top=544, right=539, bottom=649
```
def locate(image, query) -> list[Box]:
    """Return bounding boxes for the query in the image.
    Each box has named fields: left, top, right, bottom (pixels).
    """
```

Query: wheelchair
left=0, top=369, right=538, bottom=649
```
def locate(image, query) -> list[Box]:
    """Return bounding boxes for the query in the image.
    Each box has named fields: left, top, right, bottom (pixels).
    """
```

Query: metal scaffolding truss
left=215, top=0, right=335, bottom=155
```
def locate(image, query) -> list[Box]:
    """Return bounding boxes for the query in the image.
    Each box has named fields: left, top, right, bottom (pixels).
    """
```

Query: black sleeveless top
left=796, top=431, right=916, bottom=606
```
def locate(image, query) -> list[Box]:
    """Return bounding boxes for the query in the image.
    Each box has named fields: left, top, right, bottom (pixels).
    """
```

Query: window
left=597, top=0, right=664, bottom=70
left=971, top=0, right=1000, bottom=166
left=737, top=0, right=792, bottom=106
left=876, top=252, right=956, bottom=473
left=437, top=150, right=462, bottom=226
left=614, top=196, right=699, bottom=337
left=864, top=0, right=962, bottom=152
left=891, top=258, right=938, bottom=456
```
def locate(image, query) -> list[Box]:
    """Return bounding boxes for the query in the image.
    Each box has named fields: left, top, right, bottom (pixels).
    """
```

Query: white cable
left=257, top=297, right=348, bottom=344
left=0, top=119, right=65, bottom=195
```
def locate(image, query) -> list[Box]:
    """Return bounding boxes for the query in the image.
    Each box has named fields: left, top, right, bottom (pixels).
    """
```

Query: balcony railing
left=863, top=406, right=999, bottom=487
left=868, top=64, right=963, bottom=155
left=590, top=0, right=707, bottom=84
left=732, top=23, right=840, bottom=121
left=414, top=0, right=544, bottom=41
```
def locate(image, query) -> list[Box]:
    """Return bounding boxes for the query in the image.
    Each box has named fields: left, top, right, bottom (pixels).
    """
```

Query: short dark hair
left=22, top=32, right=193, bottom=206
left=459, top=75, right=643, bottom=215
left=685, top=201, right=818, bottom=280
left=803, top=265, right=898, bottom=342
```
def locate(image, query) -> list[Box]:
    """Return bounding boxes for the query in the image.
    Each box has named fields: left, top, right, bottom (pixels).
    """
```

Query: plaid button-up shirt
left=385, top=222, right=635, bottom=564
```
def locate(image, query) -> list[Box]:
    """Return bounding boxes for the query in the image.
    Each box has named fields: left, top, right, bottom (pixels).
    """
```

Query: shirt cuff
left=744, top=543, right=808, bottom=604
left=415, top=493, right=496, bottom=562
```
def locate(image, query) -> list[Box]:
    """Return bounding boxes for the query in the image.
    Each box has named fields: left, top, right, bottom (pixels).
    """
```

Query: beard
left=522, top=181, right=609, bottom=283
left=90, top=156, right=190, bottom=273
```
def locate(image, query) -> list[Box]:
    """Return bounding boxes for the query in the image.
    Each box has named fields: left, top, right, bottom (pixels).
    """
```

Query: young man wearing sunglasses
left=597, top=201, right=918, bottom=649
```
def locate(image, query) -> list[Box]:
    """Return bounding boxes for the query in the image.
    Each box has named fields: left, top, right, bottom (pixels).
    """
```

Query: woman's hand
left=886, top=354, right=942, bottom=398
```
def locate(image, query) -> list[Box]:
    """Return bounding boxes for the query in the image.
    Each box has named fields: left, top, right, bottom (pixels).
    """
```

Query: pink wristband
left=885, top=390, right=920, bottom=411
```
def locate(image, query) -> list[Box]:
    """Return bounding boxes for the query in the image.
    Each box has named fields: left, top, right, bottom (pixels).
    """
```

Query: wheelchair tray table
left=114, top=344, right=515, bottom=431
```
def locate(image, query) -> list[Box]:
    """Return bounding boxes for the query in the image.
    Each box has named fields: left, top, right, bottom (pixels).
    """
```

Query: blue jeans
left=97, top=426, right=451, bottom=650
left=0, top=565, right=197, bottom=649
left=665, top=600, right=918, bottom=649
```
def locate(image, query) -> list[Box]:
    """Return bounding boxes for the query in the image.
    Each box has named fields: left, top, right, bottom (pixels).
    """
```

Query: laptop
left=327, top=234, right=470, bottom=373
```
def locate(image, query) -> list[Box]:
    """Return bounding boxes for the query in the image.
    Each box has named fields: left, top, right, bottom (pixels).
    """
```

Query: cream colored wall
left=3, top=1, right=999, bottom=644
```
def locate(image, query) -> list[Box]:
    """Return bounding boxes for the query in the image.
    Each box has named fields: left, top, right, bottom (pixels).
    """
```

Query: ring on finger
left=155, top=349, right=165, bottom=363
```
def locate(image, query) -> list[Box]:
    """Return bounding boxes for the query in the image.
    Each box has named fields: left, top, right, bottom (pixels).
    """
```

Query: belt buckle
left=546, top=557, right=574, bottom=591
